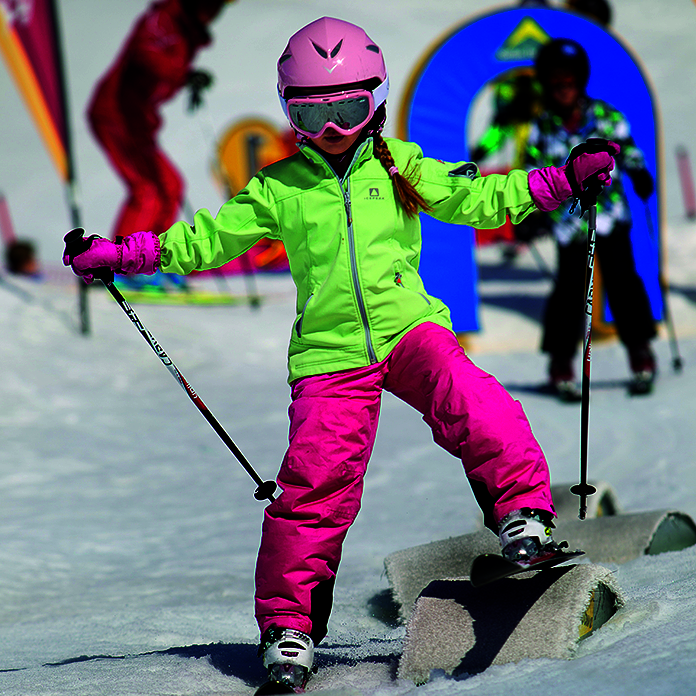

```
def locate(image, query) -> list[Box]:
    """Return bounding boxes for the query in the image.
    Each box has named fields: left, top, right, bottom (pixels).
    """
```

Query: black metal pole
left=63, top=229, right=277, bottom=502
left=644, top=203, right=683, bottom=372
left=49, top=0, right=90, bottom=335
left=570, top=205, right=598, bottom=519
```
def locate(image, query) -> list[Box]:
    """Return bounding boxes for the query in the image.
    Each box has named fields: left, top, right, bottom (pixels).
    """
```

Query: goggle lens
left=287, top=94, right=372, bottom=137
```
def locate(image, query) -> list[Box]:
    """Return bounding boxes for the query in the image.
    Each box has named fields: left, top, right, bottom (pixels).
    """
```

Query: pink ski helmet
left=277, top=17, right=389, bottom=135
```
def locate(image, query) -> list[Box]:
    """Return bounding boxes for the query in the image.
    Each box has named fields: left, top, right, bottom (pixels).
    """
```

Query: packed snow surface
left=2, top=1, right=696, bottom=694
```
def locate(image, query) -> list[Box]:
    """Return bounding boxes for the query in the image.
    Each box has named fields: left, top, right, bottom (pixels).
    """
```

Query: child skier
left=64, top=17, right=617, bottom=692
left=525, top=38, right=657, bottom=397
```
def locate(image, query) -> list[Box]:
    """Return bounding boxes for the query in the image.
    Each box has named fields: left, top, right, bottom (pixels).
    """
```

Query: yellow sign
left=495, top=17, right=551, bottom=61
left=213, top=117, right=293, bottom=196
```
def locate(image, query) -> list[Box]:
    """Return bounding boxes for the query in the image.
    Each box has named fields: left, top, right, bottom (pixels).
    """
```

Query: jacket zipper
left=344, top=181, right=377, bottom=363
left=301, top=142, right=377, bottom=364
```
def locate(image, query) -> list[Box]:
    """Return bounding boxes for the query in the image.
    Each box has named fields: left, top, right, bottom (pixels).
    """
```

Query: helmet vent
left=366, top=44, right=380, bottom=53
left=278, top=53, right=292, bottom=65
left=330, top=39, right=343, bottom=58
left=311, top=41, right=328, bottom=59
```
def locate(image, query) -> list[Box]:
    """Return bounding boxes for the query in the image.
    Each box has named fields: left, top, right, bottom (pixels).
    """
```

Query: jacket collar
left=299, top=138, right=374, bottom=179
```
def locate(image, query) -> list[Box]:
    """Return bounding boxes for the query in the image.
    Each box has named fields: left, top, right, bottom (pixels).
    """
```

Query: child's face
left=309, top=127, right=361, bottom=155
left=548, top=71, right=580, bottom=111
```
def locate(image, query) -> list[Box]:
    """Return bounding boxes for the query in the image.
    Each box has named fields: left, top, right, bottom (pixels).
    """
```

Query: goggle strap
left=372, top=77, right=389, bottom=109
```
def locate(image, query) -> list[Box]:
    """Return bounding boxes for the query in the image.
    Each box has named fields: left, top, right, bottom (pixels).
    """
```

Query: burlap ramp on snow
left=385, top=509, right=696, bottom=620
left=398, top=564, right=623, bottom=684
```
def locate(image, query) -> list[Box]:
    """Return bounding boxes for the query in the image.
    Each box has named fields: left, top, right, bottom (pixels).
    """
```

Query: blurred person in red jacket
left=88, top=0, right=232, bottom=241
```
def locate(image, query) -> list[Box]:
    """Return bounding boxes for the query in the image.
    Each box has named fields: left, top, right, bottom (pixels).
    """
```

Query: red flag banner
left=0, top=0, right=69, bottom=181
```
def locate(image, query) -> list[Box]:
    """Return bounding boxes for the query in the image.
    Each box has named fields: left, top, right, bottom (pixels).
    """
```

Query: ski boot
left=548, top=356, right=581, bottom=403
left=258, top=627, right=314, bottom=693
left=498, top=508, right=562, bottom=565
left=628, top=343, right=656, bottom=396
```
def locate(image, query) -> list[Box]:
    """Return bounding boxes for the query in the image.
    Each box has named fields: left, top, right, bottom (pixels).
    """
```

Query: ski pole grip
left=64, top=227, right=91, bottom=256
left=63, top=227, right=114, bottom=283
left=566, top=138, right=613, bottom=215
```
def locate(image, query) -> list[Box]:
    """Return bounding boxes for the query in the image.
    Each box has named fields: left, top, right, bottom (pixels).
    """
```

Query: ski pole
left=644, top=203, right=683, bottom=372
left=528, top=239, right=556, bottom=282
left=181, top=197, right=255, bottom=305
left=570, top=202, right=598, bottom=519
left=564, top=139, right=613, bottom=519
left=192, top=107, right=262, bottom=310
left=63, top=228, right=277, bottom=503
left=676, top=146, right=696, bottom=220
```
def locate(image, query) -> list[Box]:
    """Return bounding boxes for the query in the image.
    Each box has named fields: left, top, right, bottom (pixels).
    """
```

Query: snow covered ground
left=2, top=0, right=696, bottom=694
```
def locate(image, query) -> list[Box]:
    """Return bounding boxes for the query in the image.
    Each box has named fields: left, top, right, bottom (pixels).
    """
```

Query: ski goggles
left=280, top=79, right=389, bottom=139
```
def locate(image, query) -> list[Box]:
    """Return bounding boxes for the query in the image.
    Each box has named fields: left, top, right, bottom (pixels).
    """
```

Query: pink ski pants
left=255, top=322, right=554, bottom=642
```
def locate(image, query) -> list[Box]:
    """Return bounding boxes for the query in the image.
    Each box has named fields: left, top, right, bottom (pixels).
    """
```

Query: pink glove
left=62, top=230, right=161, bottom=284
left=528, top=141, right=620, bottom=212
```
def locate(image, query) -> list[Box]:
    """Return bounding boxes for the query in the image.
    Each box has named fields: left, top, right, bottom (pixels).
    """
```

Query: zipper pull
left=343, top=189, right=352, bottom=225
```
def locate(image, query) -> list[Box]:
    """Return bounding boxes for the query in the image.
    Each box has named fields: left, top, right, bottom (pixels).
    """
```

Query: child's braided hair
left=372, top=132, right=433, bottom=219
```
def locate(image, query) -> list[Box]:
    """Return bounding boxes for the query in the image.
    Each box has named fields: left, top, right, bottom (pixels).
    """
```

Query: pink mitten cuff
left=528, top=166, right=573, bottom=212
left=528, top=145, right=618, bottom=213
left=119, top=231, right=161, bottom=275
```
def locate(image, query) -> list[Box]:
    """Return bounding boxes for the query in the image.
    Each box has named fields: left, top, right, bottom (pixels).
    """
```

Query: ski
left=114, top=288, right=243, bottom=306
left=469, top=549, right=585, bottom=588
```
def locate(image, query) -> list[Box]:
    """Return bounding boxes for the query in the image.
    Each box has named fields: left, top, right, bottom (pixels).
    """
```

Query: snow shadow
left=422, top=570, right=569, bottom=678
left=43, top=642, right=265, bottom=685
left=476, top=257, right=552, bottom=324
left=505, top=378, right=632, bottom=399
left=476, top=257, right=552, bottom=283
left=671, top=283, right=696, bottom=305
left=478, top=292, right=547, bottom=324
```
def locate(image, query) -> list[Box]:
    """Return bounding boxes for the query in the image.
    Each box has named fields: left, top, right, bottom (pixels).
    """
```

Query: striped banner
left=0, top=0, right=69, bottom=181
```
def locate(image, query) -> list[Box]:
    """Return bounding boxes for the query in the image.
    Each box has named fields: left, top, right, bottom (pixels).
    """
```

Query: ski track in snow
left=2, top=1, right=696, bottom=694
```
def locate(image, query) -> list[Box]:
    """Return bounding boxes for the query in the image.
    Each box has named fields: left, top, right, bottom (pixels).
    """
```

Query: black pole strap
left=63, top=228, right=277, bottom=503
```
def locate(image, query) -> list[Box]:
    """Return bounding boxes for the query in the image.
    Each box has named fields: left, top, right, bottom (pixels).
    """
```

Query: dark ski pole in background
left=676, top=145, right=696, bottom=220
left=63, top=228, right=277, bottom=503
left=183, top=196, right=260, bottom=307
left=644, top=203, right=683, bottom=372
left=528, top=239, right=556, bottom=282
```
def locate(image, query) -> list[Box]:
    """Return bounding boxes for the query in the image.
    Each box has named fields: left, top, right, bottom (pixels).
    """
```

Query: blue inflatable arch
left=398, top=6, right=663, bottom=332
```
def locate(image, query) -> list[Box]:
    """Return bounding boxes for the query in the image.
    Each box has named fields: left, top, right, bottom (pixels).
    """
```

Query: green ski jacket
left=159, top=137, right=537, bottom=382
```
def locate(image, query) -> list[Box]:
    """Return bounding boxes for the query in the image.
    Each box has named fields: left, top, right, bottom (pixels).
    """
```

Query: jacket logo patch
left=366, top=187, right=384, bottom=200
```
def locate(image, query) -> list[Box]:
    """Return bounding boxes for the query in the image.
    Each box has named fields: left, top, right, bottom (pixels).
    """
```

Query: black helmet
left=534, top=38, right=590, bottom=92
left=566, top=0, right=612, bottom=27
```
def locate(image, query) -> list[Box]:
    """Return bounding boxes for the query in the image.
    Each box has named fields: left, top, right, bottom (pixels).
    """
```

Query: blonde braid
left=373, top=133, right=432, bottom=218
